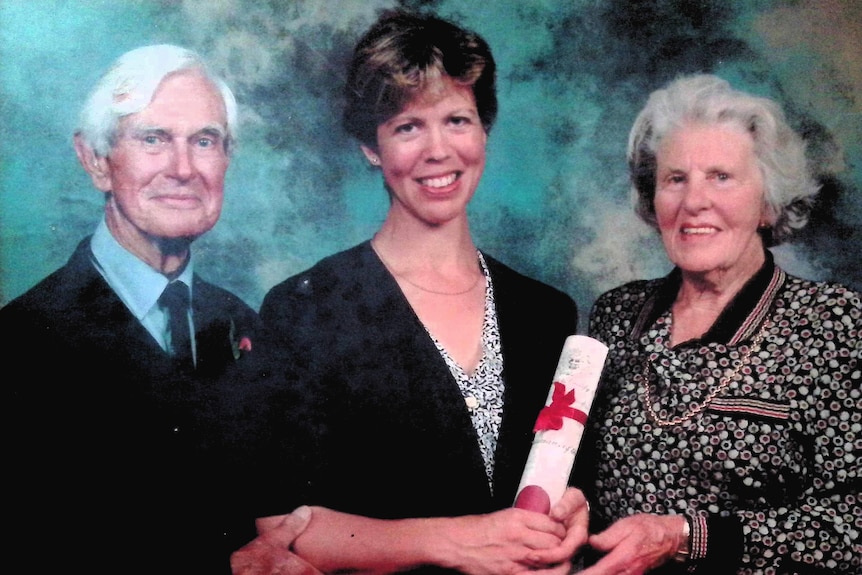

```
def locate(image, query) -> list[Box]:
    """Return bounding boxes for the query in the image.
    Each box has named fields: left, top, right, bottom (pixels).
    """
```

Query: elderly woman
left=575, top=74, right=861, bottom=575
left=232, top=9, right=587, bottom=575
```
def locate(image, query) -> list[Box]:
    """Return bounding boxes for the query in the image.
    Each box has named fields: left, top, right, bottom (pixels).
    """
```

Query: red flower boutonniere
left=229, top=319, right=252, bottom=360
left=533, top=381, right=588, bottom=432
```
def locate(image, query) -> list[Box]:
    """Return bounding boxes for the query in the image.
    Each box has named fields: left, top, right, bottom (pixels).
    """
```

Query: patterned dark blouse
left=579, top=253, right=861, bottom=574
left=432, top=252, right=505, bottom=491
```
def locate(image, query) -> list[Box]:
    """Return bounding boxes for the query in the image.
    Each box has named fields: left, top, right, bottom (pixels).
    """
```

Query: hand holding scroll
left=514, top=336, right=608, bottom=514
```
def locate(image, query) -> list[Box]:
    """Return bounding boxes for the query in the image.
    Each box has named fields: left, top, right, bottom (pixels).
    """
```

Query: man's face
left=97, top=70, right=229, bottom=255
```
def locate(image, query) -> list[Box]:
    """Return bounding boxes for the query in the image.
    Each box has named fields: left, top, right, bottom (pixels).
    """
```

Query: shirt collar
left=90, top=218, right=195, bottom=321
left=632, top=250, right=780, bottom=346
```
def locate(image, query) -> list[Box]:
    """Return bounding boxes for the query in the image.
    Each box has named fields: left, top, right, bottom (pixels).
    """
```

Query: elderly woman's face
left=654, top=122, right=767, bottom=281
left=362, top=76, right=487, bottom=227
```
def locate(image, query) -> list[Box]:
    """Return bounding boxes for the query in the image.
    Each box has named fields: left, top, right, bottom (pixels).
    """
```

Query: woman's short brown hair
left=343, top=9, right=497, bottom=149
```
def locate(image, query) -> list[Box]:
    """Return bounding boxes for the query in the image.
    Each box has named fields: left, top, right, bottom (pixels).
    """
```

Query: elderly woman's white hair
left=77, top=44, right=237, bottom=157
left=627, top=73, right=819, bottom=246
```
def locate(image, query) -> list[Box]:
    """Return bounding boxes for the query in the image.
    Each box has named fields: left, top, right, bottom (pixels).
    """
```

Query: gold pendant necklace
left=637, top=322, right=768, bottom=427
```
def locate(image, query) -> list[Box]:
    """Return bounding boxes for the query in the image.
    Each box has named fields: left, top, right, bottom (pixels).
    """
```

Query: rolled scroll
left=513, top=335, right=608, bottom=513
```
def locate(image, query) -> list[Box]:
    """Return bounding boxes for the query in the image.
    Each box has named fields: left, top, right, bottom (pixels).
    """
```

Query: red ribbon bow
left=533, top=381, right=588, bottom=432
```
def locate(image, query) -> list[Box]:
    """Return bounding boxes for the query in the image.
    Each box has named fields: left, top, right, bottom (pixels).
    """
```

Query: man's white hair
left=77, top=44, right=237, bottom=156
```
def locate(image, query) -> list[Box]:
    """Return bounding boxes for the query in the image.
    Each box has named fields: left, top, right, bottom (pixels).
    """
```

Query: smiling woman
left=361, top=77, right=487, bottom=236
left=653, top=122, right=768, bottom=343
left=233, top=8, right=587, bottom=575
left=576, top=74, right=861, bottom=575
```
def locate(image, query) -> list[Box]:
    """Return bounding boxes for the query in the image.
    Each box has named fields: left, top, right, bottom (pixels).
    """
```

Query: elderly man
left=0, top=45, right=307, bottom=574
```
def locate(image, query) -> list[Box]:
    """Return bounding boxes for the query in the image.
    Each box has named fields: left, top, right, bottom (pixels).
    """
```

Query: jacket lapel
left=361, top=244, right=493, bottom=498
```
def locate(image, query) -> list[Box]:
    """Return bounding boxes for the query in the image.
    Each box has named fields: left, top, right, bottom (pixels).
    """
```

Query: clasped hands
left=230, top=487, right=590, bottom=575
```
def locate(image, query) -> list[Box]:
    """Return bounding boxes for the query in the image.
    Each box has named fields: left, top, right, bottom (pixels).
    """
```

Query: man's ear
left=74, top=134, right=112, bottom=192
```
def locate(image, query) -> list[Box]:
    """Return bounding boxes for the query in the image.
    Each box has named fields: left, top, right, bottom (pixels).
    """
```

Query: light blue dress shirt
left=89, top=219, right=196, bottom=360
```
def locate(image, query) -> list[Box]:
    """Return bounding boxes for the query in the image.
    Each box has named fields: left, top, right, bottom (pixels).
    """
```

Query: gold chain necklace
left=371, top=240, right=484, bottom=296
left=393, top=269, right=482, bottom=295
left=637, top=322, right=768, bottom=427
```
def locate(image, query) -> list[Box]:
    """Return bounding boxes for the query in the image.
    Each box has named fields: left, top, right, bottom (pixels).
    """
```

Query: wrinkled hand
left=578, top=514, right=685, bottom=575
left=522, top=487, right=590, bottom=569
left=231, top=506, right=323, bottom=575
left=440, top=503, right=573, bottom=575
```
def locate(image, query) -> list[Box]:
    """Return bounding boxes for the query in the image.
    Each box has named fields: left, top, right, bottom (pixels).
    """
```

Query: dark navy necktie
left=159, top=281, right=193, bottom=368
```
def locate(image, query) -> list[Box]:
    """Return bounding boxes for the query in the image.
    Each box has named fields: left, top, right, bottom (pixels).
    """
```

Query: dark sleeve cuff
left=687, top=515, right=744, bottom=574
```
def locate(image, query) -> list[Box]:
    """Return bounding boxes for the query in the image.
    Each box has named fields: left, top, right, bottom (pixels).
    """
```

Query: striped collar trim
left=631, top=251, right=785, bottom=346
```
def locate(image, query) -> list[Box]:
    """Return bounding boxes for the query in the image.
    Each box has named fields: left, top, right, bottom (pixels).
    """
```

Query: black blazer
left=1, top=238, right=266, bottom=574
left=260, top=241, right=578, bottom=520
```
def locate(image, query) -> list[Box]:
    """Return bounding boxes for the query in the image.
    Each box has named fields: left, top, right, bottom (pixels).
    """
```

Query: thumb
left=257, top=506, right=313, bottom=540
left=549, top=487, right=588, bottom=521
left=588, top=527, right=617, bottom=554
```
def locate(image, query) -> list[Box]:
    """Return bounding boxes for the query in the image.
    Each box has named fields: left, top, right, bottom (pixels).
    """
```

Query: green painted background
left=2, top=0, right=860, bottom=330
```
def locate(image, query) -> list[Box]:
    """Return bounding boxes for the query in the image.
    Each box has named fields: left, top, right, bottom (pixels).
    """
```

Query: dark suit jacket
left=1, top=237, right=267, bottom=574
left=260, top=241, right=578, bottom=521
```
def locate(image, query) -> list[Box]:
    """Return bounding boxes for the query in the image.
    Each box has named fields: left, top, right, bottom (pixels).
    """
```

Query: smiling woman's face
left=654, top=121, right=767, bottom=283
left=363, top=76, right=487, bottom=228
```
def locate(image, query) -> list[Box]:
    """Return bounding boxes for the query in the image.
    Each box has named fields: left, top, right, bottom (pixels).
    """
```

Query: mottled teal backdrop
left=2, top=0, right=860, bottom=330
